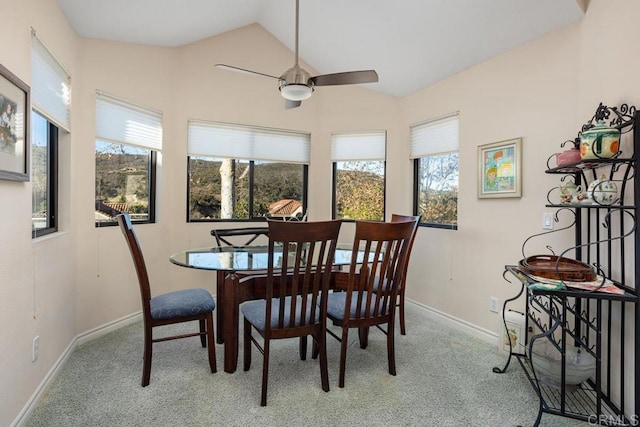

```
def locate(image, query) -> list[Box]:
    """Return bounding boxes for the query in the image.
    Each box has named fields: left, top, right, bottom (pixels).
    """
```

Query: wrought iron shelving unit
left=494, top=104, right=639, bottom=426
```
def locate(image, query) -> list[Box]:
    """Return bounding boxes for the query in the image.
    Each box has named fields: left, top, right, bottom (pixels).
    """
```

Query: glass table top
left=170, top=244, right=362, bottom=272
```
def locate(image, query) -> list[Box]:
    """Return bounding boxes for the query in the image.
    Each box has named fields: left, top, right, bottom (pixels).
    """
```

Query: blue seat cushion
left=326, top=291, right=388, bottom=320
left=150, top=288, right=215, bottom=320
left=241, top=296, right=318, bottom=331
left=371, top=276, right=387, bottom=292
left=371, top=275, right=404, bottom=293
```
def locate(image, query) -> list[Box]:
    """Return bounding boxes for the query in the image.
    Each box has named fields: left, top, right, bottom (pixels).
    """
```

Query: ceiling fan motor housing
left=279, top=65, right=314, bottom=100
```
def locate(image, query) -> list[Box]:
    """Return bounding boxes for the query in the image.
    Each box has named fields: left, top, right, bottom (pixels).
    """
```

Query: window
left=95, top=93, right=161, bottom=226
left=411, top=113, right=459, bottom=229
left=187, top=121, right=309, bottom=221
left=31, top=31, right=70, bottom=237
left=331, top=131, right=386, bottom=221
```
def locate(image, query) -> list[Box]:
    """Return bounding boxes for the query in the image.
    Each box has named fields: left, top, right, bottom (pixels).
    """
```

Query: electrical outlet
left=543, top=212, right=554, bottom=230
left=490, top=297, right=499, bottom=313
left=32, top=336, right=39, bottom=362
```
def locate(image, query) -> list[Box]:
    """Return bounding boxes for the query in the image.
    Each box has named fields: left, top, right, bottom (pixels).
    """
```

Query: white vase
left=530, top=339, right=596, bottom=390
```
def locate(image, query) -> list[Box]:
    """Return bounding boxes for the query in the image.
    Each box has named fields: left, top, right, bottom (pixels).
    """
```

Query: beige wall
left=401, top=0, right=640, bottom=335
left=3, top=0, right=640, bottom=424
left=0, top=1, right=78, bottom=425
left=401, top=14, right=584, bottom=333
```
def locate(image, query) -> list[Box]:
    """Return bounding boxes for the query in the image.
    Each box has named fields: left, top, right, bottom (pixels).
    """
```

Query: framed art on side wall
left=478, top=137, right=522, bottom=198
left=0, top=63, right=29, bottom=181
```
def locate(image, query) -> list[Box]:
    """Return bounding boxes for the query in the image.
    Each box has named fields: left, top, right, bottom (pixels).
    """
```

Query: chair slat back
left=345, top=220, right=415, bottom=322
left=116, top=213, right=152, bottom=317
left=265, top=219, right=342, bottom=331
left=390, top=214, right=420, bottom=286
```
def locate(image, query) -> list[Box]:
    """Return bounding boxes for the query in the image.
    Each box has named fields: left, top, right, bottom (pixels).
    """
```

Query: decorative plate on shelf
left=518, top=255, right=596, bottom=282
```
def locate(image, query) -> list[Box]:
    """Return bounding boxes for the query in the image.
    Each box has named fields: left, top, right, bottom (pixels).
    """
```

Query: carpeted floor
left=24, top=303, right=588, bottom=426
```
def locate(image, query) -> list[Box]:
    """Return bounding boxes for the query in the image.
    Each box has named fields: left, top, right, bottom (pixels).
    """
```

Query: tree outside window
left=95, top=141, right=154, bottom=225
left=415, top=152, right=458, bottom=227
left=188, top=157, right=306, bottom=221
left=31, top=111, right=58, bottom=237
left=334, top=160, right=384, bottom=221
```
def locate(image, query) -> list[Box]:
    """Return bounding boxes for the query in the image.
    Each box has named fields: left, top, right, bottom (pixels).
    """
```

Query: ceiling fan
left=215, top=0, right=378, bottom=109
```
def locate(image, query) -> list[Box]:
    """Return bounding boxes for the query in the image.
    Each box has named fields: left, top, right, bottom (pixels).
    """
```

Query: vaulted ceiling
left=56, top=0, right=585, bottom=97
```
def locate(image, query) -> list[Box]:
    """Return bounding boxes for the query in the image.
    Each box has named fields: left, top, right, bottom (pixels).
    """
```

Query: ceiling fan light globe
left=280, top=84, right=313, bottom=101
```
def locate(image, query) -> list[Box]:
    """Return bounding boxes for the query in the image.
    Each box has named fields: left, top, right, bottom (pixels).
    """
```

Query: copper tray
left=519, top=255, right=596, bottom=282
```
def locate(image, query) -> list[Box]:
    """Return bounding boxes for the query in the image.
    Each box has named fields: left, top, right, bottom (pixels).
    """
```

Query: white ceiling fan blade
left=215, top=64, right=281, bottom=80
left=311, top=70, right=379, bottom=86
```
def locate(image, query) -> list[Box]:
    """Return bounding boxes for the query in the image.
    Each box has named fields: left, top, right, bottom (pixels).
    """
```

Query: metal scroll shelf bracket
left=546, top=103, right=636, bottom=173
left=516, top=208, right=636, bottom=295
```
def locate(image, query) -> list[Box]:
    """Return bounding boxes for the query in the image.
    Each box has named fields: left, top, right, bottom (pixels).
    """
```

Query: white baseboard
left=12, top=311, right=142, bottom=427
left=11, top=336, right=76, bottom=427
left=407, top=299, right=499, bottom=346
left=76, top=311, right=142, bottom=346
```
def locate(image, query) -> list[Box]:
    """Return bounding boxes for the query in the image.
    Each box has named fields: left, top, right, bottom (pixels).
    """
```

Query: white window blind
left=96, top=93, right=163, bottom=151
left=331, top=131, right=386, bottom=161
left=187, top=120, right=310, bottom=164
left=410, top=113, right=459, bottom=158
left=31, top=31, right=71, bottom=131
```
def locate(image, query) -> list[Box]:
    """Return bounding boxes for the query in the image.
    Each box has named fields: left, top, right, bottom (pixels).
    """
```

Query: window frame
left=410, top=113, right=459, bottom=230
left=186, top=156, right=308, bottom=222
left=31, top=112, right=58, bottom=238
left=30, top=31, right=68, bottom=238
left=94, top=93, right=161, bottom=227
left=186, top=120, right=310, bottom=223
left=330, top=131, right=387, bottom=222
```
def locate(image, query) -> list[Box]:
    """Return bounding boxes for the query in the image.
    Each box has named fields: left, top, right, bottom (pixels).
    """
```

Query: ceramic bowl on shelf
left=530, top=339, right=596, bottom=390
left=555, top=148, right=581, bottom=166
left=582, top=174, right=619, bottom=205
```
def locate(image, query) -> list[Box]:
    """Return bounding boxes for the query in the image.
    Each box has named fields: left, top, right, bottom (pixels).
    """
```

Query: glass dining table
left=170, top=244, right=358, bottom=373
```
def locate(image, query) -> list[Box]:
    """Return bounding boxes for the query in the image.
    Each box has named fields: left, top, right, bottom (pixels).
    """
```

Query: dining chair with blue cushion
left=378, top=214, right=420, bottom=335
left=117, top=213, right=217, bottom=387
left=241, top=219, right=342, bottom=406
left=325, top=219, right=414, bottom=388
left=210, top=226, right=270, bottom=344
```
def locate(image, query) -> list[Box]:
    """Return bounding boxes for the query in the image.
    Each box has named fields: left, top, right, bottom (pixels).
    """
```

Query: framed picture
left=478, top=137, right=522, bottom=198
left=0, top=63, right=29, bottom=181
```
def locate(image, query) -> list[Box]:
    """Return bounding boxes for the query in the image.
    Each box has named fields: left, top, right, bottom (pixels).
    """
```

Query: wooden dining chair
left=209, top=226, right=270, bottom=344
left=240, top=219, right=342, bottom=406
left=389, top=214, right=420, bottom=335
left=325, top=220, right=414, bottom=388
left=116, top=213, right=217, bottom=386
